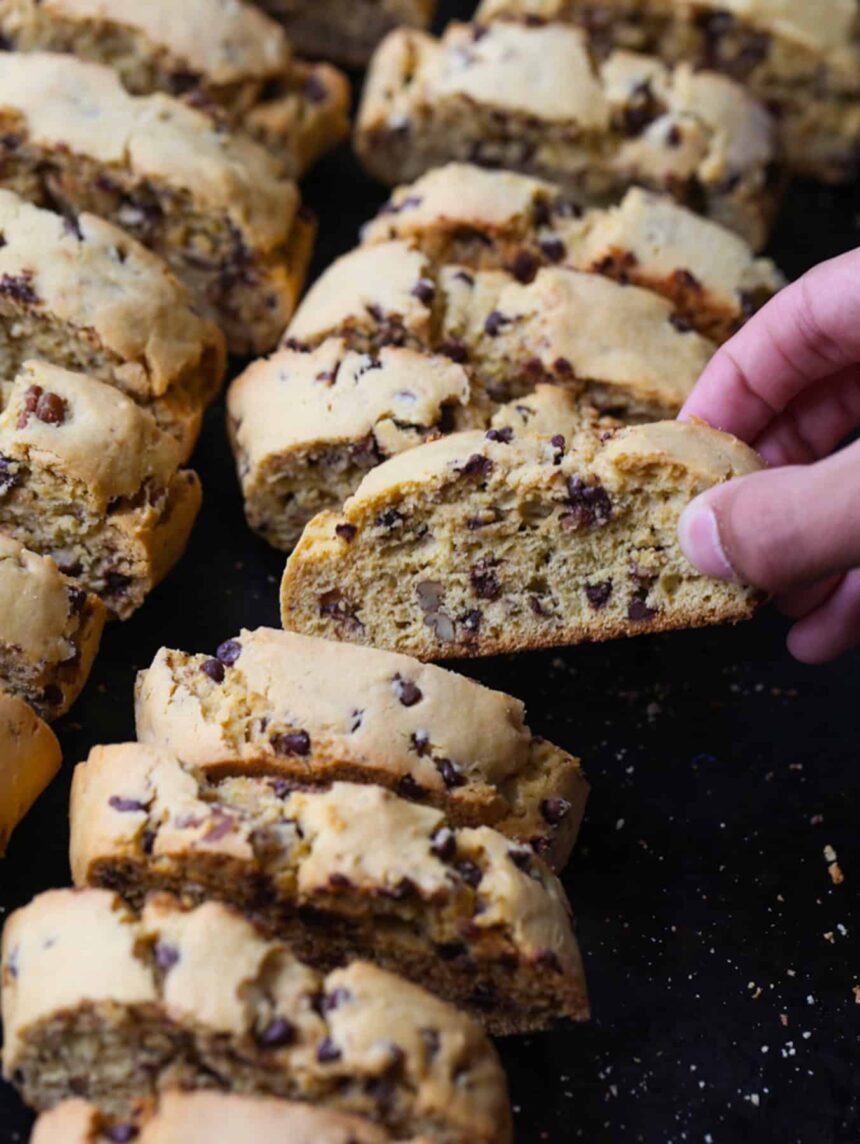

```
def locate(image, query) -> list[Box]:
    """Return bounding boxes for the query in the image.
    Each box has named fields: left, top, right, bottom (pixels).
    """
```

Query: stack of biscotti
left=355, top=18, right=781, bottom=249
left=279, top=420, right=766, bottom=659
left=0, top=51, right=314, bottom=354
left=476, top=0, right=860, bottom=183
left=0, top=689, right=61, bottom=856
left=2, top=889, right=514, bottom=1142
left=0, top=0, right=351, bottom=179
left=228, top=164, right=781, bottom=551
left=32, top=1093, right=435, bottom=1144
left=250, top=0, right=437, bottom=68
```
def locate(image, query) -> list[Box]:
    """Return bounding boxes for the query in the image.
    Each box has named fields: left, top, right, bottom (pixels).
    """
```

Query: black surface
left=2, top=4, right=860, bottom=1139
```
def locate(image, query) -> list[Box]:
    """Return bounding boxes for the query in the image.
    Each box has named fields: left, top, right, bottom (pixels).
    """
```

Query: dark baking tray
left=2, top=3, right=859, bottom=1139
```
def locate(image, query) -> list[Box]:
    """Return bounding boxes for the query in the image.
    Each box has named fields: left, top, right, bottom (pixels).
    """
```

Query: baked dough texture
left=134, top=626, right=588, bottom=870
left=2, top=889, right=513, bottom=1143
left=280, top=420, right=765, bottom=659
left=356, top=20, right=780, bottom=249
left=0, top=534, right=105, bottom=718
left=0, top=689, right=61, bottom=855
left=32, top=1093, right=433, bottom=1144
left=475, top=0, right=860, bottom=182
left=0, top=51, right=315, bottom=354
left=70, top=743, right=589, bottom=1034
left=0, top=0, right=351, bottom=178
left=0, top=362, right=202, bottom=619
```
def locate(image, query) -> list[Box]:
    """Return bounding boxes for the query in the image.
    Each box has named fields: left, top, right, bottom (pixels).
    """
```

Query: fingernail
left=678, top=497, right=737, bottom=582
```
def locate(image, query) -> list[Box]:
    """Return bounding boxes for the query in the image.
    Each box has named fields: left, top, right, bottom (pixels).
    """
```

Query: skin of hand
left=677, top=247, right=860, bottom=664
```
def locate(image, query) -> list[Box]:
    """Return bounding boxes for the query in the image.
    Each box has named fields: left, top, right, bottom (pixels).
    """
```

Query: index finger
left=680, top=247, right=860, bottom=443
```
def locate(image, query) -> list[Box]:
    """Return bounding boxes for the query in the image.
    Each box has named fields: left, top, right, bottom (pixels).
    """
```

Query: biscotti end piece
left=32, top=1094, right=433, bottom=1144
left=3, top=889, right=513, bottom=1142
left=280, top=420, right=765, bottom=659
left=0, top=690, right=61, bottom=855
left=0, top=362, right=202, bottom=619
left=228, top=338, right=477, bottom=552
left=71, top=743, right=589, bottom=1033
left=363, top=165, right=785, bottom=342
left=0, top=534, right=105, bottom=718
left=356, top=21, right=779, bottom=248
left=0, top=51, right=313, bottom=355
left=134, top=626, right=588, bottom=869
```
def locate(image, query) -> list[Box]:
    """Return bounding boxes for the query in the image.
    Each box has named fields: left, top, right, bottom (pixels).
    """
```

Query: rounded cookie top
left=0, top=53, right=299, bottom=248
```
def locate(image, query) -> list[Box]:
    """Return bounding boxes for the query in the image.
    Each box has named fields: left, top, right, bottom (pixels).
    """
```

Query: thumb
left=678, top=438, right=860, bottom=594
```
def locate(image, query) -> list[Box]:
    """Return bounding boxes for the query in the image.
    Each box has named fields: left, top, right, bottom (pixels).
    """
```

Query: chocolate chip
left=628, top=597, right=658, bottom=622
left=412, top=277, right=436, bottom=304
left=105, top=1127, right=139, bottom=1143
left=200, top=658, right=225, bottom=684
left=508, top=847, right=533, bottom=871
left=484, top=310, right=510, bottom=337
left=435, top=941, right=466, bottom=960
left=457, top=454, right=493, bottom=479
left=562, top=478, right=612, bottom=530
left=41, top=684, right=63, bottom=709
left=554, top=357, right=574, bottom=378
left=350, top=709, right=363, bottom=732
left=66, top=586, right=88, bottom=615
left=511, top=248, right=538, bottom=284
left=539, top=236, right=566, bottom=263
left=377, top=508, right=403, bottom=531
left=0, top=457, right=19, bottom=494
left=216, top=639, right=242, bottom=665
left=335, top=523, right=357, bottom=542
left=0, top=272, right=38, bottom=305
left=436, top=758, right=466, bottom=789
left=670, top=313, right=694, bottom=333
left=154, top=942, right=179, bottom=971
left=439, top=338, right=468, bottom=363
left=459, top=609, right=482, bottom=634
left=304, top=72, right=328, bottom=103
left=316, top=1037, right=342, bottom=1063
left=410, top=730, right=429, bottom=756
left=672, top=268, right=702, bottom=293
left=431, top=827, right=457, bottom=861
left=541, top=798, right=571, bottom=825
left=665, top=124, right=683, bottom=148
left=585, top=581, right=613, bottom=610
left=485, top=427, right=513, bottom=444
left=457, top=859, right=483, bottom=888
left=271, top=730, right=311, bottom=757
left=257, top=1016, right=296, bottom=1048
left=104, top=571, right=132, bottom=598
left=453, top=269, right=475, bottom=286
left=393, top=674, right=423, bottom=707
left=470, top=559, right=500, bottom=601
left=141, top=830, right=155, bottom=855
left=322, top=986, right=351, bottom=1012
left=328, top=872, right=353, bottom=889
left=396, top=773, right=427, bottom=800
left=108, top=795, right=146, bottom=813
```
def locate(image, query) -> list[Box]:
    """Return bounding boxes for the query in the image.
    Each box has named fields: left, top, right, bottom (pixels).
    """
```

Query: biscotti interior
left=280, top=421, right=765, bottom=659
left=71, top=745, right=589, bottom=1035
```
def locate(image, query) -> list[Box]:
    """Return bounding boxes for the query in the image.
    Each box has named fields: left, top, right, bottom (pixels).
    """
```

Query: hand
left=677, top=247, right=860, bottom=664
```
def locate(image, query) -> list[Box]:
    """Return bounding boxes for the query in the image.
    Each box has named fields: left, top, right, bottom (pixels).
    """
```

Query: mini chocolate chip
left=154, top=942, right=179, bottom=971
left=439, top=338, right=468, bottom=363
left=270, top=778, right=293, bottom=799
left=105, top=1127, right=139, bottom=1143
left=508, top=847, right=533, bottom=871
left=393, top=674, right=423, bottom=707
left=0, top=272, right=37, bottom=305
left=554, top=357, right=574, bottom=377
left=585, top=581, right=613, bottom=610
left=673, top=268, right=702, bottom=293
left=141, top=830, right=155, bottom=855
left=670, top=312, right=694, bottom=333
left=457, top=859, right=483, bottom=888
left=322, top=986, right=351, bottom=1012
left=377, top=508, right=403, bottom=531
left=216, top=639, right=242, bottom=665
left=628, top=597, right=658, bottom=622
left=316, top=1036, right=342, bottom=1063
left=458, top=454, right=493, bottom=479
left=541, top=798, right=571, bottom=825
left=34, top=391, right=67, bottom=425
left=459, top=609, right=482, bottom=634
left=0, top=457, right=19, bottom=494
left=470, top=560, right=500, bottom=601
left=304, top=72, right=328, bottom=103
left=511, top=248, right=538, bottom=284
left=41, top=684, right=63, bottom=708
left=335, top=523, right=357, bottom=542
left=271, top=730, right=311, bottom=756
left=436, top=758, right=466, bottom=789
left=257, top=1016, right=296, bottom=1048
left=485, top=427, right=513, bottom=444
left=350, top=709, right=363, bottom=732
left=410, top=730, right=430, bottom=756
left=539, top=236, right=566, bottom=262
left=666, top=124, right=683, bottom=148
left=108, top=795, right=146, bottom=813
left=421, top=1027, right=441, bottom=1059
left=328, top=872, right=353, bottom=889
left=396, top=773, right=427, bottom=800
left=431, top=827, right=457, bottom=861
left=484, top=310, right=510, bottom=337
left=200, top=658, right=225, bottom=684
left=412, top=277, right=436, bottom=304
left=564, top=477, right=612, bottom=529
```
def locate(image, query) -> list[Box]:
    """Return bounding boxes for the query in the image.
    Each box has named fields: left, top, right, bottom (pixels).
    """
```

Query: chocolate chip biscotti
left=0, top=52, right=314, bottom=355
left=135, top=627, right=588, bottom=869
left=33, top=1094, right=432, bottom=1144
left=280, top=421, right=765, bottom=659
left=0, top=0, right=351, bottom=178
left=356, top=20, right=779, bottom=249
left=363, top=165, right=784, bottom=343
left=0, top=690, right=61, bottom=855
left=71, top=743, right=589, bottom=1033
left=0, top=190, right=225, bottom=460
left=0, top=362, right=202, bottom=619
left=252, top=0, right=436, bottom=68
left=477, top=0, right=860, bottom=182
left=3, top=890, right=513, bottom=1143
left=0, top=535, right=105, bottom=719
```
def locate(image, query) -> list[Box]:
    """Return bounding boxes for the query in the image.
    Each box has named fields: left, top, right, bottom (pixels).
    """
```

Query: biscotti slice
left=0, top=690, right=60, bottom=855
left=281, top=420, right=765, bottom=659
left=356, top=21, right=779, bottom=249
left=32, top=1094, right=433, bottom=1144
left=135, top=627, right=588, bottom=869
left=0, top=535, right=104, bottom=718
left=227, top=339, right=477, bottom=552
left=363, top=166, right=784, bottom=342
left=0, top=362, right=202, bottom=619
left=2, top=890, right=513, bottom=1143
left=286, top=241, right=715, bottom=418
left=253, top=0, right=436, bottom=68
left=0, top=190, right=225, bottom=460
left=0, top=52, right=314, bottom=355
left=476, top=0, right=860, bottom=183
left=0, top=0, right=351, bottom=178
left=71, top=744, right=589, bottom=1033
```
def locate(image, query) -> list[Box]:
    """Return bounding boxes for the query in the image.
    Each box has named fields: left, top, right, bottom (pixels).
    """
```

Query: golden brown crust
left=0, top=690, right=61, bottom=855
